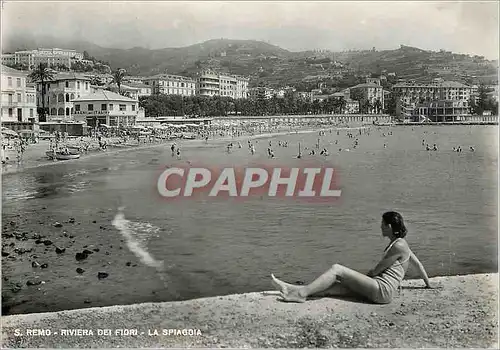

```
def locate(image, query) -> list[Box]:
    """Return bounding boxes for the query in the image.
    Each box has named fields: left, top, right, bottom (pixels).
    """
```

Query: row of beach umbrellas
left=2, top=127, right=40, bottom=138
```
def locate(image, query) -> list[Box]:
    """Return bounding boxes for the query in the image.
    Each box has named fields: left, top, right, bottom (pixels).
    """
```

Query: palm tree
left=28, top=63, right=55, bottom=122
left=90, top=76, right=103, bottom=86
left=113, top=68, right=126, bottom=95
left=338, top=97, right=347, bottom=114
left=374, top=99, right=383, bottom=114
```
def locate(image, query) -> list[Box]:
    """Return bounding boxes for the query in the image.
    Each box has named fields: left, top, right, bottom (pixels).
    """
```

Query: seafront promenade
left=1, top=273, right=497, bottom=348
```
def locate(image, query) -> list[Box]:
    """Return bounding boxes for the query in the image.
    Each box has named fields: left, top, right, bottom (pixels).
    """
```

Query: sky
left=2, top=1, right=499, bottom=59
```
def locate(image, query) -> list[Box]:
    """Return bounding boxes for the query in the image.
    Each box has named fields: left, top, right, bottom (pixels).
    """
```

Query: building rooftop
left=350, top=83, right=382, bottom=89
left=393, top=81, right=470, bottom=88
left=1, top=65, right=28, bottom=76
left=72, top=90, right=137, bottom=102
left=143, top=74, right=195, bottom=82
left=50, top=72, right=91, bottom=82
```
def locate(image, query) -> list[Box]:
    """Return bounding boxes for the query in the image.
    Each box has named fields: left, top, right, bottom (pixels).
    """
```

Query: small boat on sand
left=55, top=152, right=80, bottom=160
left=46, top=150, right=56, bottom=159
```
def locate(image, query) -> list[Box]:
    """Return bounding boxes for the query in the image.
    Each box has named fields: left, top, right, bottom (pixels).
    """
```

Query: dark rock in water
left=82, top=249, right=93, bottom=255
left=11, top=283, right=22, bottom=293
left=26, top=280, right=42, bottom=286
left=32, top=261, right=40, bottom=268
left=126, top=261, right=131, bottom=266
left=53, top=222, right=63, bottom=228
left=69, top=235, right=74, bottom=238
left=83, top=245, right=88, bottom=248
left=31, top=233, right=41, bottom=240
left=35, top=239, right=43, bottom=244
left=119, top=247, right=123, bottom=250
left=97, top=272, right=109, bottom=280
left=2, top=251, right=10, bottom=257
left=3, top=233, right=14, bottom=239
left=43, top=240, right=53, bottom=246
left=99, top=226, right=106, bottom=230
left=9, top=242, right=15, bottom=247
left=132, top=264, right=137, bottom=267
left=76, top=268, right=85, bottom=274
left=14, top=248, right=32, bottom=255
left=69, top=218, right=75, bottom=223
left=42, top=207, right=47, bottom=209
left=55, top=247, right=66, bottom=254
left=40, top=263, right=48, bottom=269
left=92, top=220, right=97, bottom=223
left=75, top=252, right=89, bottom=261
left=9, top=221, right=16, bottom=226
left=105, top=252, right=110, bottom=255
left=92, top=248, right=100, bottom=252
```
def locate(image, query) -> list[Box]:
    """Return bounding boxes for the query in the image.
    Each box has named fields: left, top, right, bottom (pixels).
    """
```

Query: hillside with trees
left=3, top=36, right=498, bottom=89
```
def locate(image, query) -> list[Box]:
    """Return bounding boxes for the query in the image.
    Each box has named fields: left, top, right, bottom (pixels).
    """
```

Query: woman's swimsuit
left=371, top=238, right=410, bottom=304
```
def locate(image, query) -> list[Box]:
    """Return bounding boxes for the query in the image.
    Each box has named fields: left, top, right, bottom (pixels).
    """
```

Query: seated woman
left=271, top=211, right=432, bottom=304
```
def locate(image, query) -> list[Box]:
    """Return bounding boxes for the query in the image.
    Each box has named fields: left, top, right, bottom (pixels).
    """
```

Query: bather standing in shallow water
left=271, top=211, right=433, bottom=304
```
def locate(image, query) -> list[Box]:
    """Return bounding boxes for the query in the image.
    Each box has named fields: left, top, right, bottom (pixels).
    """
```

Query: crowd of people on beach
left=1, top=120, right=480, bottom=170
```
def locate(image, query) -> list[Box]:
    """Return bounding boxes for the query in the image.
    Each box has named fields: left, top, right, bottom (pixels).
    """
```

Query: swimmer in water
left=176, top=148, right=181, bottom=159
left=470, top=146, right=475, bottom=152
left=432, top=144, right=438, bottom=151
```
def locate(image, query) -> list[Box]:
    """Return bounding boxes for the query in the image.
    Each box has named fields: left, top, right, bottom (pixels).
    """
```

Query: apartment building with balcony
left=392, top=80, right=473, bottom=121
left=72, top=90, right=139, bottom=127
left=348, top=81, right=385, bottom=114
left=2, top=48, right=84, bottom=69
left=197, top=70, right=249, bottom=98
left=1, top=65, right=38, bottom=126
left=412, top=100, right=470, bottom=122
left=143, top=74, right=196, bottom=96
left=35, top=72, right=92, bottom=121
left=248, top=86, right=274, bottom=100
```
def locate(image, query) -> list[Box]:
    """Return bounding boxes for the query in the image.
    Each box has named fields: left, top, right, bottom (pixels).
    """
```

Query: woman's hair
left=382, top=211, right=408, bottom=238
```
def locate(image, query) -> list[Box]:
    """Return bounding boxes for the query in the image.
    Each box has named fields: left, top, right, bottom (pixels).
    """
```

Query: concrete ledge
left=2, top=273, right=498, bottom=348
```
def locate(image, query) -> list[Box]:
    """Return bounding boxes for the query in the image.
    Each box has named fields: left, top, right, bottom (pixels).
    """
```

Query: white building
left=143, top=74, right=196, bottom=96
left=2, top=48, right=84, bottom=69
left=72, top=90, right=140, bottom=127
left=198, top=70, right=249, bottom=98
left=35, top=72, right=92, bottom=121
left=1, top=65, right=38, bottom=125
left=248, top=86, right=274, bottom=100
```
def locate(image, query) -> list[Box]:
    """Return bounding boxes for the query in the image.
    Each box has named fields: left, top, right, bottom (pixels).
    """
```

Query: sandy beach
left=1, top=124, right=366, bottom=175
left=1, top=273, right=497, bottom=348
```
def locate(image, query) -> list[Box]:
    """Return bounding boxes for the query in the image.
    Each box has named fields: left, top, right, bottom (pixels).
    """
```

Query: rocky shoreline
left=1, top=273, right=498, bottom=348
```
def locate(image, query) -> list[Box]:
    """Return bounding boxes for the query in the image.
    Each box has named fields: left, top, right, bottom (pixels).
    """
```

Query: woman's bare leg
left=272, top=264, right=380, bottom=302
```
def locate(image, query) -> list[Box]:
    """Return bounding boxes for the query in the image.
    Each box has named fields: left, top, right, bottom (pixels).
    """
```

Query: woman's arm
left=368, top=249, right=404, bottom=277
left=409, top=250, right=432, bottom=287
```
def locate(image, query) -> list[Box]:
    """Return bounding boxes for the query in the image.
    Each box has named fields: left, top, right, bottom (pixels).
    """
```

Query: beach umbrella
left=1, top=127, right=19, bottom=138
left=17, top=129, right=40, bottom=134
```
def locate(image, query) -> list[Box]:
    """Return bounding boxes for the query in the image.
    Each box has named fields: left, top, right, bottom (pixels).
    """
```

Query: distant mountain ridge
left=3, top=35, right=498, bottom=88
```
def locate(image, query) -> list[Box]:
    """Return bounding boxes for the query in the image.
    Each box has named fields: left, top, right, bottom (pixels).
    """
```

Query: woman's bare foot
left=271, top=274, right=307, bottom=303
